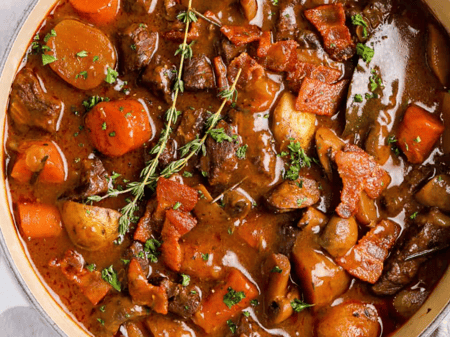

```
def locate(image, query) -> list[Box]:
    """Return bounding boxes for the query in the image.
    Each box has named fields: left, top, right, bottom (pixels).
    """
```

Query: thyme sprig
left=88, top=0, right=197, bottom=243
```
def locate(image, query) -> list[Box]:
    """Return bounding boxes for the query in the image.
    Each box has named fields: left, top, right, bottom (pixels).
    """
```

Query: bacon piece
left=220, top=25, right=262, bottom=46
left=257, top=31, right=272, bottom=58
left=286, top=61, right=341, bottom=92
left=335, top=145, right=390, bottom=218
left=134, top=200, right=157, bottom=243
left=163, top=20, right=201, bottom=42
left=161, top=209, right=198, bottom=271
left=128, top=259, right=168, bottom=314
left=295, top=77, right=349, bottom=116
left=213, top=56, right=229, bottom=91
left=264, top=40, right=299, bottom=72
left=397, top=105, right=444, bottom=164
left=336, top=220, right=401, bottom=283
left=304, top=4, right=356, bottom=61
left=50, top=250, right=110, bottom=305
left=156, top=177, right=199, bottom=216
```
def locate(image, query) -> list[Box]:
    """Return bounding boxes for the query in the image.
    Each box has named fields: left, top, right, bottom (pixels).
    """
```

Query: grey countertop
left=0, top=1, right=449, bottom=336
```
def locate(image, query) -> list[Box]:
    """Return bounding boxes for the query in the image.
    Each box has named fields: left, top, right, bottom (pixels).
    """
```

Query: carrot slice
left=45, top=20, right=116, bottom=90
left=18, top=202, right=62, bottom=239
left=295, top=77, right=349, bottom=116
left=69, top=0, right=119, bottom=25
left=193, top=269, right=258, bottom=333
left=397, top=105, right=445, bottom=164
left=155, top=177, right=199, bottom=216
left=85, top=100, right=152, bottom=157
left=11, top=141, right=67, bottom=184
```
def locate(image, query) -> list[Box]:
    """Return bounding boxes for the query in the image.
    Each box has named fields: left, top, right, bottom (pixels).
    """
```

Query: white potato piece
left=272, top=92, right=316, bottom=152
left=61, top=201, right=121, bottom=251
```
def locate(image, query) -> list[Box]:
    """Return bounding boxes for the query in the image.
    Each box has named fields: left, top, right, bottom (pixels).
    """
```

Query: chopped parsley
left=356, top=43, right=374, bottom=63
left=102, top=122, right=107, bottom=130
left=297, top=198, right=307, bottom=207
left=82, top=96, right=110, bottom=111
left=43, top=29, right=57, bottom=42
left=227, top=320, right=237, bottom=333
left=99, top=305, right=106, bottom=313
left=283, top=141, right=312, bottom=181
left=414, top=136, right=421, bottom=143
left=410, top=212, right=419, bottom=220
left=105, top=67, right=119, bottom=84
left=250, top=299, right=259, bottom=306
left=236, top=145, right=248, bottom=159
left=101, top=266, right=121, bottom=292
left=76, top=50, right=88, bottom=58
left=109, top=131, right=116, bottom=137
left=181, top=274, right=190, bottom=287
left=207, top=128, right=234, bottom=143
left=42, top=54, right=57, bottom=66
left=86, top=264, right=96, bottom=272
left=75, top=71, right=88, bottom=80
left=271, top=266, right=283, bottom=273
left=183, top=171, right=193, bottom=178
left=223, top=287, right=246, bottom=308
left=243, top=311, right=250, bottom=317
left=93, top=56, right=100, bottom=62
left=97, top=318, right=105, bottom=325
left=201, top=253, right=209, bottom=261
left=290, top=298, right=314, bottom=313
left=354, top=94, right=363, bottom=103
left=173, top=202, right=182, bottom=210
left=352, top=14, right=368, bottom=38
left=144, top=238, right=162, bottom=263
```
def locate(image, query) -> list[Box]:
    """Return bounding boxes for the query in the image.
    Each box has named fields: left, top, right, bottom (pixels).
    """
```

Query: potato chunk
left=61, top=201, right=121, bottom=251
left=415, top=175, right=450, bottom=212
left=272, top=92, right=316, bottom=152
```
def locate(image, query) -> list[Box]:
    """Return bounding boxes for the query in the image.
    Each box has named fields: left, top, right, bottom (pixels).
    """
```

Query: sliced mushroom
left=427, top=24, right=450, bottom=87
left=415, top=175, right=450, bottom=212
left=61, top=201, right=120, bottom=251
left=240, top=0, right=258, bottom=21
left=355, top=191, right=378, bottom=227
left=223, top=189, right=252, bottom=220
left=297, top=207, right=329, bottom=228
left=365, top=122, right=390, bottom=165
left=319, top=215, right=358, bottom=258
left=315, top=127, right=345, bottom=180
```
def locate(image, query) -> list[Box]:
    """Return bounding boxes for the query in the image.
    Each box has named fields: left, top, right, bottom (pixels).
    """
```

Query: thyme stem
left=192, top=9, right=222, bottom=27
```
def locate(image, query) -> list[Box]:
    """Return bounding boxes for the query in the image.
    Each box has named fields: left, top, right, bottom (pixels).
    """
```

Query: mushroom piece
left=315, top=127, right=345, bottom=180
left=240, top=0, right=258, bottom=21
left=222, top=189, right=252, bottom=220
left=427, top=24, right=450, bottom=87
left=415, top=175, right=450, bottom=212
left=61, top=201, right=121, bottom=251
left=319, top=215, right=358, bottom=258
left=297, top=207, right=329, bottom=228
left=355, top=191, right=378, bottom=227
left=265, top=253, right=299, bottom=324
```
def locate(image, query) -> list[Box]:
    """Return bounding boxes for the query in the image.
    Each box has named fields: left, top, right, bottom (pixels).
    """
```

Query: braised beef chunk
left=73, top=156, right=109, bottom=199
left=177, top=108, right=208, bottom=144
left=141, top=55, right=176, bottom=102
left=9, top=68, right=62, bottom=133
left=373, top=209, right=450, bottom=296
left=200, top=120, right=239, bottom=186
left=275, top=0, right=303, bottom=41
left=183, top=55, right=215, bottom=91
left=159, top=138, right=178, bottom=167
left=219, top=38, right=247, bottom=64
left=123, top=0, right=152, bottom=13
left=161, top=279, right=201, bottom=319
left=120, top=23, right=158, bottom=73
left=125, top=241, right=150, bottom=275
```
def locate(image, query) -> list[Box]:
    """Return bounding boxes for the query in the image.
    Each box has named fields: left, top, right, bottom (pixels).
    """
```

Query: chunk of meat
left=335, top=144, right=390, bottom=218
left=263, top=40, right=299, bottom=72
left=155, top=177, right=199, bottom=218
left=9, top=68, right=62, bottom=133
left=49, top=250, right=111, bottom=305
left=265, top=254, right=299, bottom=324
left=163, top=19, right=201, bottom=43
left=159, top=138, right=178, bottom=168
left=316, top=301, right=380, bottom=337
left=286, top=60, right=342, bottom=93
left=295, top=77, right=349, bottom=116
left=200, top=120, right=239, bottom=186
left=416, top=175, right=450, bottom=212
left=183, top=55, right=215, bottom=91
left=193, top=269, right=258, bottom=333
left=141, top=55, right=176, bottom=103
left=373, top=209, right=450, bottom=296
left=228, top=53, right=279, bottom=112
left=134, top=199, right=161, bottom=243
left=220, top=25, right=262, bottom=46
left=161, top=209, right=198, bottom=271
left=319, top=215, right=358, bottom=258
left=123, top=0, right=153, bottom=13
left=304, top=4, right=356, bottom=61
left=272, top=92, right=316, bottom=152
left=73, top=156, right=109, bottom=199
left=397, top=105, right=444, bottom=164
left=275, top=1, right=303, bottom=41
left=124, top=241, right=150, bottom=275
left=315, top=127, right=345, bottom=180
left=291, top=216, right=350, bottom=305
left=219, top=38, right=247, bottom=64
left=177, top=108, right=208, bottom=145
left=336, top=220, right=400, bottom=284
left=162, top=279, right=201, bottom=319
left=146, top=314, right=195, bottom=337
left=128, top=259, right=168, bottom=314
left=120, top=23, right=158, bottom=73
left=265, top=177, right=321, bottom=213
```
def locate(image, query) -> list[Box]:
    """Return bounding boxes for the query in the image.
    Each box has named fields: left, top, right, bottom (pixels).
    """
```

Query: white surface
left=0, top=0, right=448, bottom=336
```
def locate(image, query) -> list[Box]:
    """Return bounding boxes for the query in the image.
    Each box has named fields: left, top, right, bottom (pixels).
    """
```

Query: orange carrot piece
left=11, top=141, right=66, bottom=184
left=45, top=20, right=116, bottom=90
left=397, top=105, right=445, bottom=164
left=337, top=220, right=400, bottom=284
left=161, top=209, right=197, bottom=271
left=156, top=177, right=199, bottom=215
left=85, top=100, right=152, bottom=157
left=128, top=259, right=168, bottom=314
left=69, top=0, right=119, bottom=25
left=220, top=25, right=262, bottom=46
left=18, top=202, right=63, bottom=239
left=193, top=269, right=258, bottom=333
left=295, top=77, right=349, bottom=116
left=304, top=4, right=355, bottom=61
